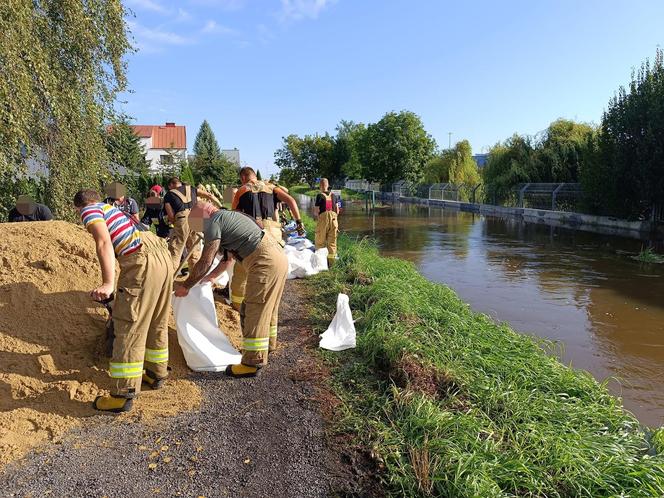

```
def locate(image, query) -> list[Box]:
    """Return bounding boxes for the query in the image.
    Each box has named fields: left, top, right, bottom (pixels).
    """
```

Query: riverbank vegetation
left=277, top=50, right=664, bottom=221
left=633, top=247, right=664, bottom=264
left=308, top=235, right=664, bottom=496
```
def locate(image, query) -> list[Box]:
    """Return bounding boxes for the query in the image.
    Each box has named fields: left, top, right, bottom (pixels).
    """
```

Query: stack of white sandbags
left=284, top=235, right=328, bottom=279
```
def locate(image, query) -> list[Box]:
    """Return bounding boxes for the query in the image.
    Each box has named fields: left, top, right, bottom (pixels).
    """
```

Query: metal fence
left=344, top=179, right=585, bottom=213
left=344, top=179, right=381, bottom=192
left=428, top=183, right=459, bottom=201
left=514, top=183, right=583, bottom=211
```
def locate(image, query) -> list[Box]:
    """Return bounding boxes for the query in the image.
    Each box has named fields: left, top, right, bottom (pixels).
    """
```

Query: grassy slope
left=290, top=184, right=366, bottom=201
left=306, top=232, right=664, bottom=497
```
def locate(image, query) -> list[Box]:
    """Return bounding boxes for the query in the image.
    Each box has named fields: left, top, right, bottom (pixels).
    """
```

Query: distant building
left=130, top=122, right=187, bottom=172
left=222, top=148, right=240, bottom=167
left=473, top=153, right=489, bottom=169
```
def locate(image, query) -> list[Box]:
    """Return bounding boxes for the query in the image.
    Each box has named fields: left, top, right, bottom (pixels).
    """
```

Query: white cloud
left=278, top=0, right=336, bottom=22
left=125, top=0, right=169, bottom=14
left=175, top=8, right=193, bottom=22
left=127, top=20, right=195, bottom=53
left=201, top=20, right=239, bottom=36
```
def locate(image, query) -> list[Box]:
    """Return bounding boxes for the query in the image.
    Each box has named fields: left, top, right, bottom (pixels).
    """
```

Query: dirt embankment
left=0, top=221, right=203, bottom=466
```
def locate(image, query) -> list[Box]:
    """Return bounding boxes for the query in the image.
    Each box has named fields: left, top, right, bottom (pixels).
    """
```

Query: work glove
left=296, top=219, right=305, bottom=236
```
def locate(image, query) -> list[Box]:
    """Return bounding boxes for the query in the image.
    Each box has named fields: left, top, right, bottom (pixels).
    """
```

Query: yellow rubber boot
left=93, top=395, right=133, bottom=413
left=225, top=364, right=259, bottom=378
left=142, top=370, right=166, bottom=390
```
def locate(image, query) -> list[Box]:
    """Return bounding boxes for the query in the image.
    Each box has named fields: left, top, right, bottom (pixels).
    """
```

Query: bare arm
left=88, top=222, right=115, bottom=300
left=275, top=188, right=301, bottom=220
left=181, top=239, right=221, bottom=289
left=164, top=202, right=175, bottom=224
left=203, top=254, right=234, bottom=282
left=197, top=189, right=223, bottom=209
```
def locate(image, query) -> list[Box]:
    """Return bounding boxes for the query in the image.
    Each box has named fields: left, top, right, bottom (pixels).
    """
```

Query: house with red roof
left=130, top=122, right=186, bottom=172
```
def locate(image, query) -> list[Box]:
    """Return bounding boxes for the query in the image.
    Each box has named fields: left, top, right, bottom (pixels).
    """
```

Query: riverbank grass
left=308, top=236, right=664, bottom=497
left=633, top=247, right=664, bottom=264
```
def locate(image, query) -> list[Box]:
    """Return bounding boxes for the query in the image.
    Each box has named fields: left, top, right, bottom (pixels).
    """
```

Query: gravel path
left=0, top=280, right=367, bottom=498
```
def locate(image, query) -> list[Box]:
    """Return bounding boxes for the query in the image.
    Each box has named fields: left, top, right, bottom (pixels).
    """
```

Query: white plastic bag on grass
left=172, top=283, right=242, bottom=372
left=319, top=293, right=356, bottom=351
left=311, top=248, right=328, bottom=273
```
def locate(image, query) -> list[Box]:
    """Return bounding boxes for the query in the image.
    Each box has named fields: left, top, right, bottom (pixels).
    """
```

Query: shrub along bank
left=307, top=235, right=664, bottom=497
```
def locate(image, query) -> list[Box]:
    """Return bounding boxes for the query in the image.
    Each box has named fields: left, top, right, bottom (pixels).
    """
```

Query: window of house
left=160, top=154, right=174, bottom=165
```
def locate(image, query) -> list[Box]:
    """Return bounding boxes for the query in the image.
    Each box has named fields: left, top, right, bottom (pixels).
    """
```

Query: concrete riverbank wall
left=373, top=193, right=660, bottom=239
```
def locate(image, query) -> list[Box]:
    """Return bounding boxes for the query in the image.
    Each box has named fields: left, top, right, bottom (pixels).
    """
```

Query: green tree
left=535, top=119, right=594, bottom=183
left=482, top=134, right=534, bottom=204
left=105, top=120, right=149, bottom=175
left=278, top=167, right=301, bottom=187
left=334, top=120, right=366, bottom=180
left=191, top=120, right=237, bottom=186
left=256, top=169, right=262, bottom=180
left=582, top=49, right=664, bottom=218
left=193, top=120, right=221, bottom=163
left=424, top=139, right=480, bottom=185
left=0, top=0, right=132, bottom=219
left=482, top=120, right=594, bottom=204
left=356, top=111, right=436, bottom=185
left=274, top=134, right=335, bottom=187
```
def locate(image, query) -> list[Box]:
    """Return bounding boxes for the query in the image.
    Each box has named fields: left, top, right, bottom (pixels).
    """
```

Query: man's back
left=8, top=203, right=53, bottom=222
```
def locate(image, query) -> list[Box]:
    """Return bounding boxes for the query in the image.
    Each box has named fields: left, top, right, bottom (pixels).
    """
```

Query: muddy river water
left=302, top=197, right=664, bottom=427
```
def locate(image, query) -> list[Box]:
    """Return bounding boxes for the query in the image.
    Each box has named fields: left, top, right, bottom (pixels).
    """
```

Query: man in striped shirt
left=75, top=189, right=174, bottom=413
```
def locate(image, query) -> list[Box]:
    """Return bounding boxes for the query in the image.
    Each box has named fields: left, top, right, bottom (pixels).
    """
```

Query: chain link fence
left=345, top=179, right=586, bottom=213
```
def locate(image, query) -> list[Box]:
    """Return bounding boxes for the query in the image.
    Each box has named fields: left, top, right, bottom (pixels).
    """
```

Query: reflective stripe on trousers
left=109, top=361, right=143, bottom=379
left=145, top=348, right=168, bottom=363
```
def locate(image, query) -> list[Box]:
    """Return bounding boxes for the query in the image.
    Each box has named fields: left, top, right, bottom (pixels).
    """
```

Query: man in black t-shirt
left=8, top=195, right=53, bottom=222
left=141, top=191, right=170, bottom=238
left=163, top=177, right=222, bottom=271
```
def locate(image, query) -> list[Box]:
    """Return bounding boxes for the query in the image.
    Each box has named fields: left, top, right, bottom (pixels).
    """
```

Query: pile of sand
left=0, top=221, right=244, bottom=466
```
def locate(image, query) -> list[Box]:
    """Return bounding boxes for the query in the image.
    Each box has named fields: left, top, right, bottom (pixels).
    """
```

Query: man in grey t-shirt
left=174, top=206, right=288, bottom=378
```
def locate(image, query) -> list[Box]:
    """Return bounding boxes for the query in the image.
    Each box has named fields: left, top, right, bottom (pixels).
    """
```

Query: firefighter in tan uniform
left=74, top=189, right=173, bottom=413
left=314, top=178, right=339, bottom=268
left=164, top=177, right=222, bottom=273
left=174, top=204, right=288, bottom=378
left=230, top=167, right=304, bottom=352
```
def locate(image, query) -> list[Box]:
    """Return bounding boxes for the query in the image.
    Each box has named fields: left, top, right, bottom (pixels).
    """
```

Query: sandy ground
left=0, top=280, right=379, bottom=497
left=0, top=221, right=201, bottom=466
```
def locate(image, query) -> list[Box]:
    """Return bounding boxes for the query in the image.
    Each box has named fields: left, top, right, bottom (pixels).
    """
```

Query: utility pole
left=448, top=132, right=452, bottom=150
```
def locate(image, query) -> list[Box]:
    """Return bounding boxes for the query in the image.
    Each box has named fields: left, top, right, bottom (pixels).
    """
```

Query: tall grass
left=309, top=235, right=664, bottom=497
left=632, top=247, right=664, bottom=264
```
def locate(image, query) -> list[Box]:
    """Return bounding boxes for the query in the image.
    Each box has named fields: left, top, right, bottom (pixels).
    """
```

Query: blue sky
left=121, top=0, right=664, bottom=177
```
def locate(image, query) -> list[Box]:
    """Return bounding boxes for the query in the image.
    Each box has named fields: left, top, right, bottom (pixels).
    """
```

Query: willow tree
left=0, top=0, right=132, bottom=219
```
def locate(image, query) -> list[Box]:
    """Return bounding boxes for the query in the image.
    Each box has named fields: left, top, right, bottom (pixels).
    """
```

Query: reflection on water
left=304, top=197, right=664, bottom=427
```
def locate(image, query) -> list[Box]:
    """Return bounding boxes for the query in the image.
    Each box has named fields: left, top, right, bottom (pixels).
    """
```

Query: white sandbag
left=287, top=249, right=315, bottom=279
left=172, top=283, right=242, bottom=372
left=214, top=256, right=233, bottom=288
left=319, top=293, right=356, bottom=351
left=311, top=248, right=329, bottom=272
left=286, top=236, right=314, bottom=250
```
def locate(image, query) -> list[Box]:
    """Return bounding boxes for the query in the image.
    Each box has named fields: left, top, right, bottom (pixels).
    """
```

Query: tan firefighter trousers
left=168, top=212, right=201, bottom=272
left=238, top=234, right=288, bottom=366
left=315, top=211, right=338, bottom=264
left=231, top=220, right=284, bottom=349
left=111, top=232, right=174, bottom=397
